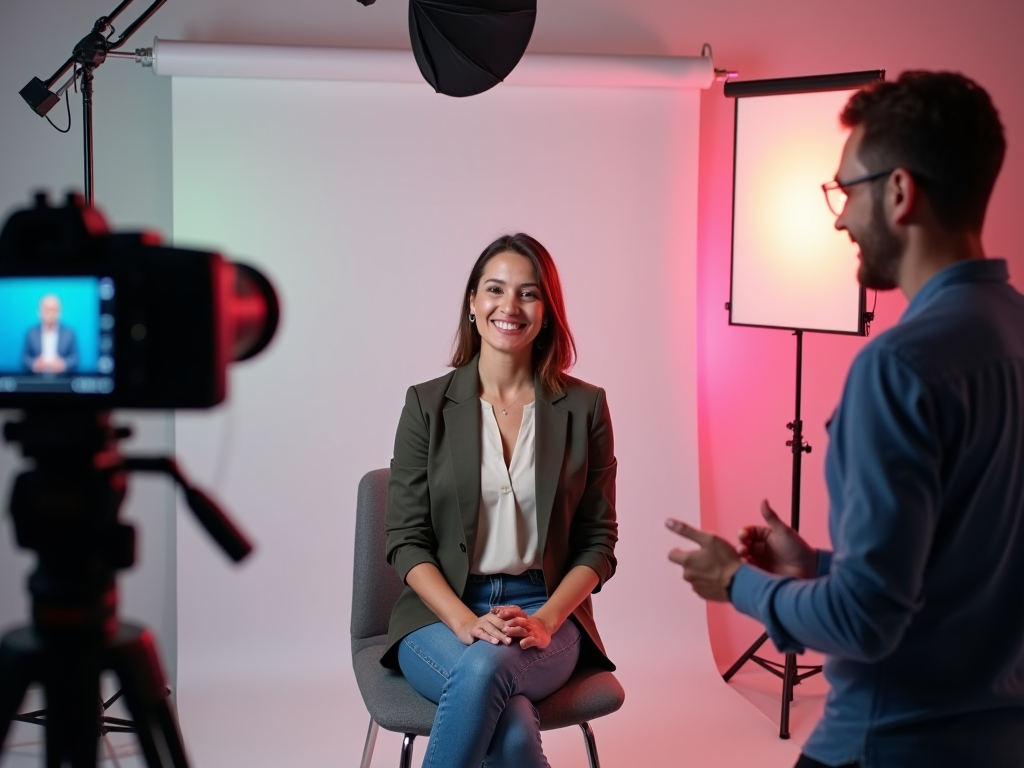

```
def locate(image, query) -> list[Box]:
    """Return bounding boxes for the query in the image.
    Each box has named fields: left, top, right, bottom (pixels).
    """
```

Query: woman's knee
left=454, top=641, right=522, bottom=685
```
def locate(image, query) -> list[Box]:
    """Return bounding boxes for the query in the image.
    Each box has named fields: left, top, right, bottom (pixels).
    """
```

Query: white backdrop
left=169, top=45, right=799, bottom=767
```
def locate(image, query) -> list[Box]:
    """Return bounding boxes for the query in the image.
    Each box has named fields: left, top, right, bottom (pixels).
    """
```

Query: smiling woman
left=452, top=234, right=576, bottom=398
left=382, top=233, right=618, bottom=768
left=469, top=252, right=545, bottom=373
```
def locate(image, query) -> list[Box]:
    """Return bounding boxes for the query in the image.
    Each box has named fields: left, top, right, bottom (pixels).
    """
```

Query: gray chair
left=351, top=468, right=625, bottom=768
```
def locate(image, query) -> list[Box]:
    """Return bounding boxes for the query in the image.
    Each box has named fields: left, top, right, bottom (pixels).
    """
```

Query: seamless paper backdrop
left=170, top=53, right=799, bottom=766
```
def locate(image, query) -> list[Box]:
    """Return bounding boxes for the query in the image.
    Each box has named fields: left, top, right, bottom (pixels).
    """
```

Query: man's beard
left=856, top=188, right=903, bottom=290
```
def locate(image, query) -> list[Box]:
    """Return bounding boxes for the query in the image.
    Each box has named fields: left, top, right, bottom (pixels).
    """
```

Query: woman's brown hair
left=450, top=233, right=576, bottom=394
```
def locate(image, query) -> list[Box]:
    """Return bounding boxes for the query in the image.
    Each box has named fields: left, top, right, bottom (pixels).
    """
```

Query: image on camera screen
left=0, top=276, right=115, bottom=395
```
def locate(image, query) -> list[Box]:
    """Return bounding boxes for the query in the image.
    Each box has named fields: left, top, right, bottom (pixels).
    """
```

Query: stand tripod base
left=723, top=632, right=822, bottom=739
left=0, top=622, right=189, bottom=767
left=14, top=685, right=146, bottom=735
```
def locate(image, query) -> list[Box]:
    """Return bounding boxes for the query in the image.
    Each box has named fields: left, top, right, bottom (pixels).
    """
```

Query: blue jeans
left=397, top=570, right=582, bottom=768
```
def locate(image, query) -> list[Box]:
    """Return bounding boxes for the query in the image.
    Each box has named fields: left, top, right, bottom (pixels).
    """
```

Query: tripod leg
left=108, top=624, right=189, bottom=768
left=722, top=632, right=770, bottom=682
left=43, top=640, right=102, bottom=768
left=779, top=653, right=797, bottom=739
left=0, top=628, right=41, bottom=753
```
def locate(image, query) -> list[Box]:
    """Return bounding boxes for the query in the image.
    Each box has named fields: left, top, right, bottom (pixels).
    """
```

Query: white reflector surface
left=730, top=88, right=864, bottom=333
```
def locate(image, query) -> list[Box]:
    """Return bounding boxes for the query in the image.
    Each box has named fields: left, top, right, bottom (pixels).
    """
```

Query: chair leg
left=579, top=721, right=602, bottom=768
left=358, top=717, right=379, bottom=768
left=399, top=733, right=417, bottom=768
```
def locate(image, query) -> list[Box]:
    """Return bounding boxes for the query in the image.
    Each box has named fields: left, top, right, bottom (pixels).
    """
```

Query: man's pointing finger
left=666, top=518, right=715, bottom=546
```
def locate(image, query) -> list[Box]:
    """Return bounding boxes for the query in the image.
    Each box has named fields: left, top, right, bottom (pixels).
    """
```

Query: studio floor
left=1, top=662, right=826, bottom=767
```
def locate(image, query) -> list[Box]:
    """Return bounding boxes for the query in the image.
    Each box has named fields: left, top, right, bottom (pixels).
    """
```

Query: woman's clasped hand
left=454, top=605, right=555, bottom=649
left=456, top=609, right=513, bottom=646
left=492, top=605, right=554, bottom=650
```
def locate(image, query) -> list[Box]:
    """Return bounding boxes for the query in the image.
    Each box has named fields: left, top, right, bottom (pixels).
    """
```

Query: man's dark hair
left=841, top=71, right=1005, bottom=232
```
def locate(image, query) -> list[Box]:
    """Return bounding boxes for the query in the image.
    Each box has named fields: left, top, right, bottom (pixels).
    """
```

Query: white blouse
left=470, top=400, right=540, bottom=575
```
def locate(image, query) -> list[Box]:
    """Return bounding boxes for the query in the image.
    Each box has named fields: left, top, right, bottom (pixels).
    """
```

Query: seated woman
left=381, top=233, right=618, bottom=768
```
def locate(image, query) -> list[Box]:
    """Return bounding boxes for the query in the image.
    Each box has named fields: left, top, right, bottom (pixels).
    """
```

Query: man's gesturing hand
left=666, top=519, right=742, bottom=602
left=737, top=500, right=818, bottom=579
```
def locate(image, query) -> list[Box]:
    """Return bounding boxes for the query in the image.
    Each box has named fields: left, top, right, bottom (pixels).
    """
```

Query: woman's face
left=469, top=251, right=546, bottom=362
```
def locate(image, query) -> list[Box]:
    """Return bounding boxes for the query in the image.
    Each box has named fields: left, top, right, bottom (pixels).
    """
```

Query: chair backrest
left=350, top=467, right=405, bottom=655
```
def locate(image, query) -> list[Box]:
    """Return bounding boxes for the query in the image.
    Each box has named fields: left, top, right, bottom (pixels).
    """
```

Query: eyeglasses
left=821, top=169, right=894, bottom=217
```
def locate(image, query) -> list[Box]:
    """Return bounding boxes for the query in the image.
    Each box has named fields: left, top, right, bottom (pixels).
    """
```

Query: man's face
left=40, top=297, right=61, bottom=328
left=834, top=126, right=904, bottom=291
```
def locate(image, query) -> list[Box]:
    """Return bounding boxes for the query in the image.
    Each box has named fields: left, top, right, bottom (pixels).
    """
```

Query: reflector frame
left=726, top=71, right=883, bottom=335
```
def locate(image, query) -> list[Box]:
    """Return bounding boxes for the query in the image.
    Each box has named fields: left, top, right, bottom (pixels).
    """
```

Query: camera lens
left=226, top=262, right=280, bottom=363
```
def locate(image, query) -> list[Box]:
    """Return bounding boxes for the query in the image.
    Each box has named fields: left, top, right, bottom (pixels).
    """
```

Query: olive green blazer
left=382, top=356, right=618, bottom=670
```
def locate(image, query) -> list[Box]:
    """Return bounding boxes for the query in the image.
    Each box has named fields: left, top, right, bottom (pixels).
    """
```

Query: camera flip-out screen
left=0, top=275, right=115, bottom=396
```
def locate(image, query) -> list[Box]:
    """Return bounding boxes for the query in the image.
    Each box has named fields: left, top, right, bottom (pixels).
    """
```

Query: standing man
left=669, top=71, right=1024, bottom=767
left=22, top=294, right=79, bottom=374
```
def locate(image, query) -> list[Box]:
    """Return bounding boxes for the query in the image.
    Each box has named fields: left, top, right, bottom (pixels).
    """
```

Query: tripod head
left=5, top=408, right=251, bottom=639
left=7, top=410, right=132, bottom=640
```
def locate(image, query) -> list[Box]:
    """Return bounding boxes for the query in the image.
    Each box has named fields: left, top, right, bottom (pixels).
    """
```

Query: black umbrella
left=409, top=0, right=537, bottom=97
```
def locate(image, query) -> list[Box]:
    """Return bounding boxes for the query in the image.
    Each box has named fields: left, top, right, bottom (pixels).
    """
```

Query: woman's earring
left=542, top=319, right=549, bottom=329
left=469, top=313, right=476, bottom=323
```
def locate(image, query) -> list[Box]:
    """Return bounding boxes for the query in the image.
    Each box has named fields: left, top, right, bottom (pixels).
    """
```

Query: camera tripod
left=0, top=410, right=252, bottom=767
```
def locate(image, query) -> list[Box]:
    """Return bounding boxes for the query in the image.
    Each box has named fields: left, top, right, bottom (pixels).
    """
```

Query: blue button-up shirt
left=731, top=259, right=1024, bottom=767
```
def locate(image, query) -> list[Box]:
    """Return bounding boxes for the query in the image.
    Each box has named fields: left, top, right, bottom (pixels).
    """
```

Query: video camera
left=0, top=192, right=279, bottom=766
left=0, top=192, right=279, bottom=408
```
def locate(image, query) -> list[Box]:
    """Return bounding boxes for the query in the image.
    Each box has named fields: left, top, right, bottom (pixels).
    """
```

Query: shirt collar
left=902, top=258, right=1008, bottom=322
left=446, top=353, right=566, bottom=406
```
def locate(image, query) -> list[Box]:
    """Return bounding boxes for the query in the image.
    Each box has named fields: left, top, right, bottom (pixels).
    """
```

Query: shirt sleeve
left=385, top=385, right=441, bottom=582
left=730, top=347, right=939, bottom=661
left=565, top=387, right=618, bottom=591
left=816, top=549, right=833, bottom=577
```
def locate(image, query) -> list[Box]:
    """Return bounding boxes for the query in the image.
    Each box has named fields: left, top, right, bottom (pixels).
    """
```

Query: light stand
left=721, top=329, right=822, bottom=739
left=20, top=0, right=166, bottom=203
left=722, top=70, right=885, bottom=739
